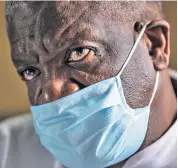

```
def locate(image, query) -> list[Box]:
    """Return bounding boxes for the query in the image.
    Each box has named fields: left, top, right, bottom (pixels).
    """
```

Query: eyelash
left=19, top=67, right=40, bottom=82
left=65, top=46, right=97, bottom=63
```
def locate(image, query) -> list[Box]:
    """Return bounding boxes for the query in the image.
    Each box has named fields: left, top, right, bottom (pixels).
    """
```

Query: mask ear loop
left=148, top=72, right=159, bottom=107
left=118, top=22, right=150, bottom=77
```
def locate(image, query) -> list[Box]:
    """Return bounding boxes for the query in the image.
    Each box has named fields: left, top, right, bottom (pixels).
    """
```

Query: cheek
left=74, top=49, right=130, bottom=85
left=120, top=44, right=156, bottom=109
left=69, top=54, right=101, bottom=73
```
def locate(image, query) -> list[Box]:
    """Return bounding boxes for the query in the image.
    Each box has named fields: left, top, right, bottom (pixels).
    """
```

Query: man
left=0, top=1, right=176, bottom=168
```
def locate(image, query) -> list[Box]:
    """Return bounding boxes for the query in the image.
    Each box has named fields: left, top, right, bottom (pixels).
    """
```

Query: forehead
left=8, top=2, right=120, bottom=44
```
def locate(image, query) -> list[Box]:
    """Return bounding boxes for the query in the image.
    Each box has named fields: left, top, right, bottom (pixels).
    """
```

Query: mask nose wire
left=118, top=22, right=150, bottom=77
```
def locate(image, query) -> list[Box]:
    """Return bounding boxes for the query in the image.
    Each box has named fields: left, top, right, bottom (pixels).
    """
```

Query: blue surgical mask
left=31, top=23, right=159, bottom=168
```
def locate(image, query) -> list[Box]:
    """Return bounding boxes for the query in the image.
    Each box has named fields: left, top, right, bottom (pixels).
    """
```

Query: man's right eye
left=20, top=67, right=40, bottom=81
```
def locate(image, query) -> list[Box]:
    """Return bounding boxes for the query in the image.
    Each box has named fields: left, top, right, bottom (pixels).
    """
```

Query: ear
left=144, top=20, right=170, bottom=71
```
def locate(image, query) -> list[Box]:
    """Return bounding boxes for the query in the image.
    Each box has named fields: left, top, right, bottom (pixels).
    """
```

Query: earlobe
left=144, top=20, right=170, bottom=71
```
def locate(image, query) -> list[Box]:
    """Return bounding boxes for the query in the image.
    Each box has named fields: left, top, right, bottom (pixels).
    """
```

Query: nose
left=37, top=79, right=80, bottom=105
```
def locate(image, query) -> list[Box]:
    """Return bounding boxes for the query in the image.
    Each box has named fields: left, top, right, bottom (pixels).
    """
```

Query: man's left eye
left=67, top=47, right=95, bottom=62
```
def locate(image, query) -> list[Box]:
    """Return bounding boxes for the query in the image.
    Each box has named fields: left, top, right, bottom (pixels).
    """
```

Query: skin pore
left=6, top=1, right=176, bottom=168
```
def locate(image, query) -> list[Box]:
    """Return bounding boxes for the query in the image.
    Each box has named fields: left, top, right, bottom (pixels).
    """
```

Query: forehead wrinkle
left=33, top=2, right=50, bottom=42
left=54, top=2, right=90, bottom=42
left=52, top=2, right=107, bottom=49
left=7, top=2, right=45, bottom=44
left=56, top=20, right=106, bottom=49
left=12, top=39, right=39, bottom=66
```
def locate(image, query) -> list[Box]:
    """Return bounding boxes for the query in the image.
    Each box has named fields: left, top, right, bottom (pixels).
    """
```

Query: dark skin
left=6, top=2, right=176, bottom=168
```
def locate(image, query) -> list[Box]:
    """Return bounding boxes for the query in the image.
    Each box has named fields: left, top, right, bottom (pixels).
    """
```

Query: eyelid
left=65, top=46, right=97, bottom=63
left=18, top=66, right=41, bottom=82
left=18, top=66, right=32, bottom=74
left=17, top=66, right=39, bottom=74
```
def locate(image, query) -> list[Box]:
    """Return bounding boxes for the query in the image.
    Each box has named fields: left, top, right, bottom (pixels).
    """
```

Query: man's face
left=8, top=2, right=155, bottom=108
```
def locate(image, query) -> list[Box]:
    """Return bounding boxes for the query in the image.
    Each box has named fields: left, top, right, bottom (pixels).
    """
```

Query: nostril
left=70, top=79, right=86, bottom=90
left=36, top=88, right=50, bottom=105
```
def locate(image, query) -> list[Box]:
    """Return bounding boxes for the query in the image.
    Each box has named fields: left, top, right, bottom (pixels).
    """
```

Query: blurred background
left=0, top=1, right=177, bottom=120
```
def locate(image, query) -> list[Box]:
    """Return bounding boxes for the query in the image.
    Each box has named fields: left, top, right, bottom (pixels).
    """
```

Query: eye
left=67, top=47, right=95, bottom=62
left=20, top=67, right=40, bottom=81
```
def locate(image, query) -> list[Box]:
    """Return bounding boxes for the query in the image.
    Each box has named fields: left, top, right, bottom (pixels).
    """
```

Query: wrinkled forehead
left=7, top=1, right=123, bottom=44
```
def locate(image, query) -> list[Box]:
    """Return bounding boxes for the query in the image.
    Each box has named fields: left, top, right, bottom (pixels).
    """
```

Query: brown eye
left=20, top=68, right=40, bottom=81
left=68, top=48, right=92, bottom=62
